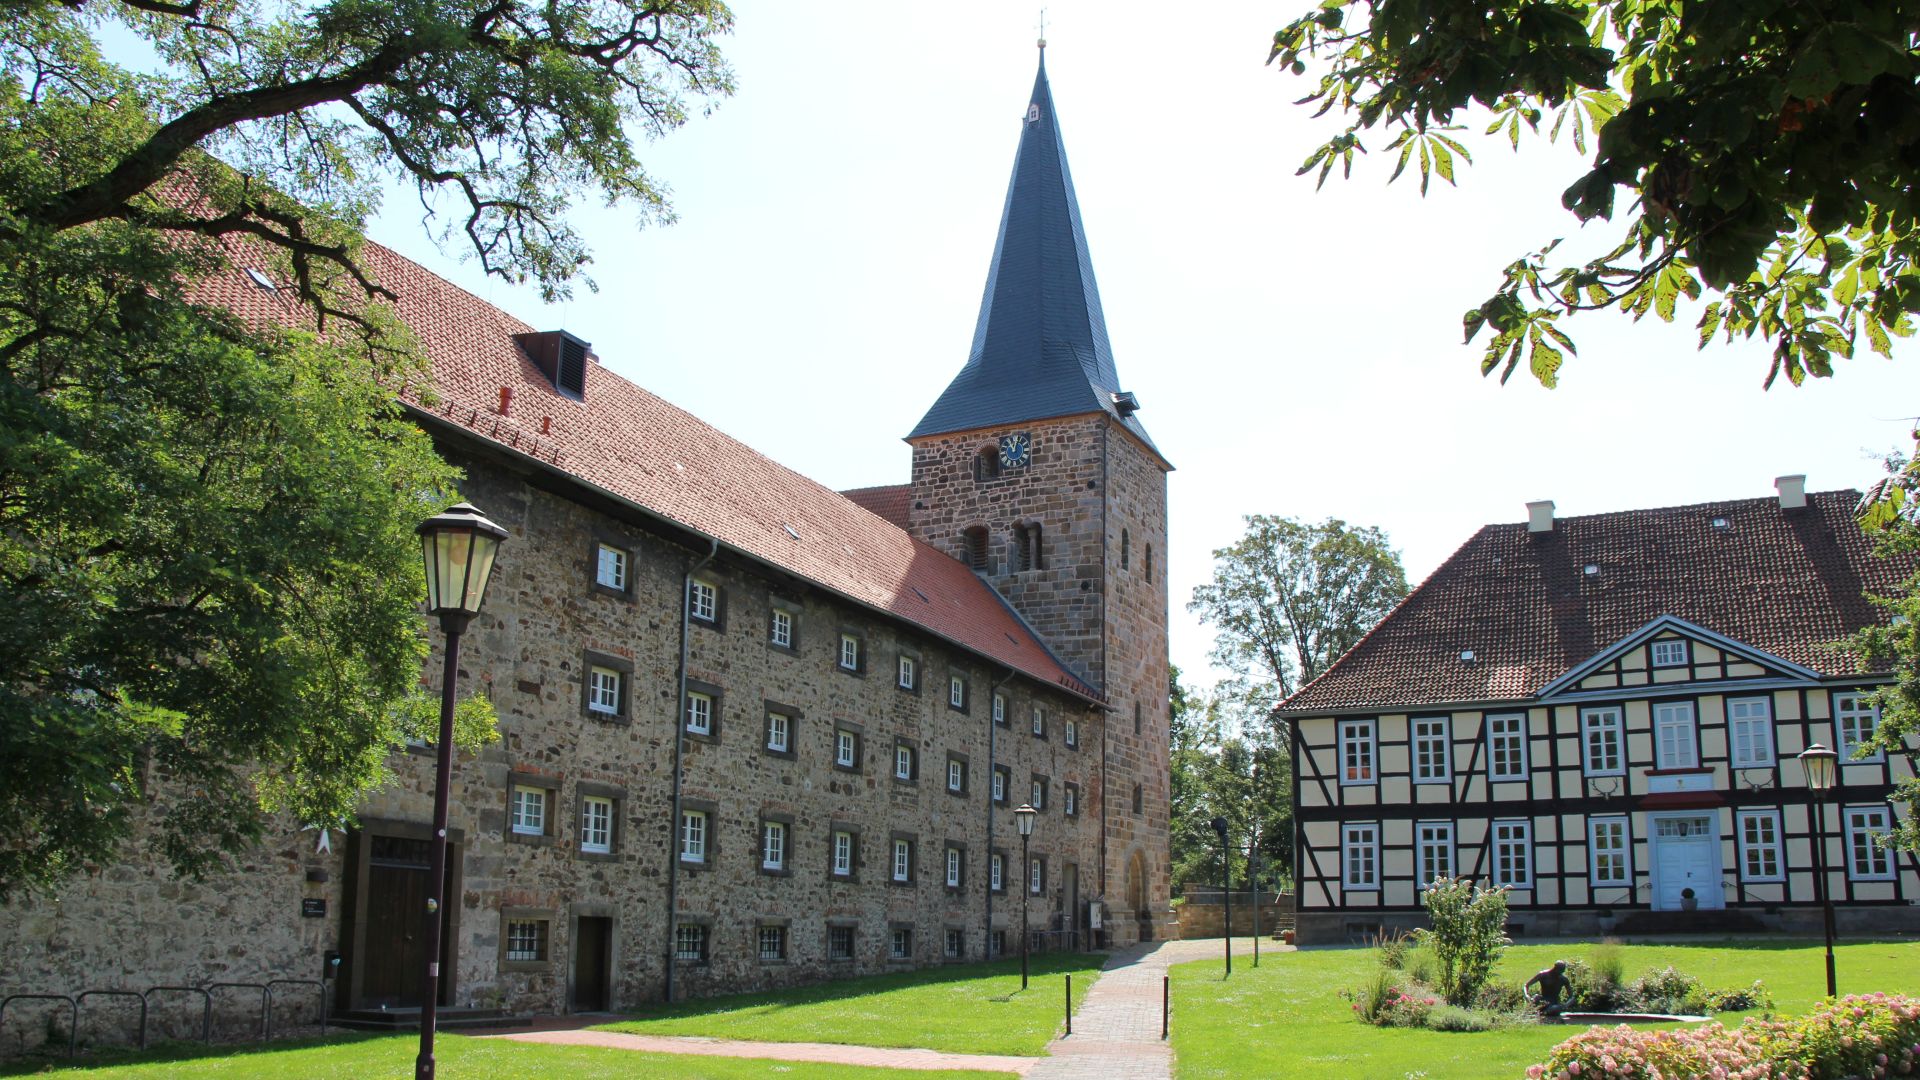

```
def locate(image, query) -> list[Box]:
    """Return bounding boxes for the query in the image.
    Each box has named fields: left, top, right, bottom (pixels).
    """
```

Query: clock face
left=998, top=432, right=1031, bottom=469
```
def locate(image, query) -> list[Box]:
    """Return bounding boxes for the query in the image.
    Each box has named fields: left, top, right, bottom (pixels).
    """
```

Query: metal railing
left=1, top=976, right=329, bottom=1059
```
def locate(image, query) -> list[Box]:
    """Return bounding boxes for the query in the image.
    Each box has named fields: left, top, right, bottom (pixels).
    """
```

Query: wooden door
left=572, top=917, right=612, bottom=1012
left=360, top=835, right=451, bottom=1008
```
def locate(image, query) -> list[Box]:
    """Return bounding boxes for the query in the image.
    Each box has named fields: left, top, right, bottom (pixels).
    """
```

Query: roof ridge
left=1497, top=488, right=1863, bottom=526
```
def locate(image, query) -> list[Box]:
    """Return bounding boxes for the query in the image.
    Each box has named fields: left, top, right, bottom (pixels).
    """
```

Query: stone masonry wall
left=0, top=448, right=1105, bottom=1031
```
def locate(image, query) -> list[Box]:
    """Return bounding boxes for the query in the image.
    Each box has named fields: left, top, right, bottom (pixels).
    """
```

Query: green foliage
left=1190, top=516, right=1408, bottom=712
left=1426, top=1005, right=1501, bottom=1033
left=1419, top=878, right=1511, bottom=1006
left=1168, top=667, right=1294, bottom=897
left=1270, top=0, right=1920, bottom=388
left=1850, top=451, right=1920, bottom=856
left=0, top=0, right=730, bottom=897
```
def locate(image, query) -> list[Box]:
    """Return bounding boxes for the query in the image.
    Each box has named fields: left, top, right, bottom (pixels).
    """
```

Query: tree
left=1168, top=667, right=1294, bottom=896
left=1189, top=516, right=1409, bottom=716
left=1269, top=0, right=1920, bottom=388
left=1849, top=455, right=1920, bottom=853
left=0, top=0, right=732, bottom=898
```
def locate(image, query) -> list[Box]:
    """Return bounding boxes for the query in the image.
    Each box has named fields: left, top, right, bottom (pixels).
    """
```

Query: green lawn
left=1170, top=938, right=1920, bottom=1080
left=0, top=1032, right=1015, bottom=1078
left=594, top=952, right=1103, bottom=1057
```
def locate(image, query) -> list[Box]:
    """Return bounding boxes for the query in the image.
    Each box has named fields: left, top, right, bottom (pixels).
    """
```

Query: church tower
left=906, top=52, right=1172, bottom=942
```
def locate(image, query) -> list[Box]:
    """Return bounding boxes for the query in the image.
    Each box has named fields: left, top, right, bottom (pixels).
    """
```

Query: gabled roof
left=839, top=484, right=912, bottom=530
left=1533, top=614, right=1826, bottom=699
left=199, top=243, right=1103, bottom=706
left=1279, top=490, right=1911, bottom=714
left=908, top=55, right=1163, bottom=464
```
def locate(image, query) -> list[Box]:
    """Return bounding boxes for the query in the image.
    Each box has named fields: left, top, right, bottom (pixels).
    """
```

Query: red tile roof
left=839, top=485, right=912, bottom=530
left=1280, top=490, right=1911, bottom=713
left=206, top=243, right=1100, bottom=704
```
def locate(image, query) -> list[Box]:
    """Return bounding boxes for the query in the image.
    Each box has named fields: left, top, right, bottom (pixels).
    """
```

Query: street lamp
left=1211, top=816, right=1231, bottom=977
left=1015, top=803, right=1037, bottom=990
left=1799, top=742, right=1839, bottom=998
left=414, top=503, right=508, bottom=1080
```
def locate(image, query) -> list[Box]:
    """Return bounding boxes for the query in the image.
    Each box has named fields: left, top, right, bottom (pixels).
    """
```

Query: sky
left=361, top=0, right=1919, bottom=694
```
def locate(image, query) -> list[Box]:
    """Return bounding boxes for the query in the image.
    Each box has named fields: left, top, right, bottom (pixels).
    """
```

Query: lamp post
left=1799, top=742, right=1839, bottom=999
left=414, top=503, right=508, bottom=1080
left=1249, top=821, right=1261, bottom=969
left=1211, top=816, right=1231, bottom=977
left=1015, top=803, right=1037, bottom=990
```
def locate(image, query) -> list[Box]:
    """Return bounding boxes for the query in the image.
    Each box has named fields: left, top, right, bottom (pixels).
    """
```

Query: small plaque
left=302, top=898, right=327, bottom=918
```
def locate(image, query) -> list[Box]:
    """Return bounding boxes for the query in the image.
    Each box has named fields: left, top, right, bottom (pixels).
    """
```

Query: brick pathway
left=475, top=1027, right=1041, bottom=1074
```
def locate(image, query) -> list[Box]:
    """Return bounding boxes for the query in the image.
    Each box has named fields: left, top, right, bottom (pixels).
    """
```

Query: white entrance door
left=1651, top=814, right=1721, bottom=910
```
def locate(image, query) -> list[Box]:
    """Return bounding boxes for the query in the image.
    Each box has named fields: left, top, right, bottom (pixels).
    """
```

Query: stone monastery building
left=1, top=57, right=1173, bottom=1016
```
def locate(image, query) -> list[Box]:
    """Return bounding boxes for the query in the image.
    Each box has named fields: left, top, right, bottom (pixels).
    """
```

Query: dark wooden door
left=572, top=917, right=612, bottom=1012
left=360, top=835, right=451, bottom=1008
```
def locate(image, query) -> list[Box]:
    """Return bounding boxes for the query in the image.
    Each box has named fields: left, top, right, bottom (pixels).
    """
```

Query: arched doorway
left=1125, top=849, right=1151, bottom=941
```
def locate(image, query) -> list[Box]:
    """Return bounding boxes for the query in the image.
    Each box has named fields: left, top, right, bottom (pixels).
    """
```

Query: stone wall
left=0, top=446, right=1109, bottom=1031
left=1175, top=890, right=1296, bottom=939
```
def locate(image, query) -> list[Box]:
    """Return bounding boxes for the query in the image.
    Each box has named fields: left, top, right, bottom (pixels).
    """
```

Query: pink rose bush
left=1528, top=994, right=1920, bottom=1080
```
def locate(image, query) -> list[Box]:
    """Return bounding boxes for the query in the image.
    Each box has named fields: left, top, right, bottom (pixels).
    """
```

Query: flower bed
left=1528, top=993, right=1920, bottom=1080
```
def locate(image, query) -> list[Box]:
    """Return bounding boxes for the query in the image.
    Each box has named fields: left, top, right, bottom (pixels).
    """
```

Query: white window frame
left=1065, top=785, right=1077, bottom=815
left=836, top=729, right=857, bottom=768
left=580, top=794, right=614, bottom=854
left=689, top=579, right=717, bottom=623
left=947, top=759, right=964, bottom=793
left=1844, top=805, right=1895, bottom=881
left=684, top=690, right=713, bottom=736
left=950, top=676, right=965, bottom=708
left=1487, top=713, right=1529, bottom=782
left=991, top=768, right=1006, bottom=803
left=679, top=809, right=707, bottom=864
left=1342, top=822, right=1380, bottom=891
left=946, top=847, right=962, bottom=887
left=1415, top=821, right=1453, bottom=889
left=1736, top=808, right=1785, bottom=883
left=510, top=786, right=546, bottom=836
left=1588, top=815, right=1630, bottom=886
left=1650, top=639, right=1689, bottom=667
left=1833, top=692, right=1885, bottom=763
left=1031, top=778, right=1045, bottom=809
left=1411, top=716, right=1451, bottom=784
left=1065, top=719, right=1078, bottom=748
left=898, top=655, right=916, bottom=690
left=838, top=633, right=860, bottom=671
left=1492, top=819, right=1533, bottom=888
left=993, top=693, right=1006, bottom=725
left=757, top=925, right=786, bottom=961
left=1654, top=701, right=1698, bottom=769
left=587, top=666, right=622, bottom=716
left=766, top=712, right=790, bottom=753
left=1032, top=707, right=1046, bottom=737
left=1338, top=718, right=1376, bottom=785
left=832, top=830, right=854, bottom=876
left=1029, top=857, right=1043, bottom=895
left=505, top=918, right=547, bottom=963
left=990, top=852, right=1004, bottom=891
left=892, top=838, right=912, bottom=882
left=762, top=820, right=787, bottom=871
left=770, top=609, right=793, bottom=648
left=1582, top=706, right=1624, bottom=776
left=895, top=743, right=914, bottom=780
left=1728, top=696, right=1776, bottom=768
left=595, top=543, right=627, bottom=591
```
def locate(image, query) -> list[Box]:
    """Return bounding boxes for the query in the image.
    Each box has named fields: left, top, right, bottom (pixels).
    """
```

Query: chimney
left=1775, top=474, right=1807, bottom=511
left=1527, top=500, right=1556, bottom=533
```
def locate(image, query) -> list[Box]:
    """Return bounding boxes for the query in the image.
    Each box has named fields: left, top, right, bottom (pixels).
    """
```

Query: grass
left=1169, top=938, right=1920, bottom=1079
left=0, top=1032, right=1017, bottom=1078
left=593, top=952, right=1104, bottom=1057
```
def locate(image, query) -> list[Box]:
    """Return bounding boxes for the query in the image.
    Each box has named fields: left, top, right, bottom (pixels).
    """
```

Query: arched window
left=1120, top=528, right=1130, bottom=569
left=962, top=525, right=989, bottom=572
left=1013, top=522, right=1044, bottom=572
left=973, top=446, right=999, bottom=482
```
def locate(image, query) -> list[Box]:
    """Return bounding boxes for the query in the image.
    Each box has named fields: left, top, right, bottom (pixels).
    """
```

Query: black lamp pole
left=1015, top=803, right=1037, bottom=991
left=1800, top=743, right=1839, bottom=998
left=1250, top=822, right=1261, bottom=969
left=414, top=504, right=508, bottom=1080
left=1211, top=816, right=1231, bottom=977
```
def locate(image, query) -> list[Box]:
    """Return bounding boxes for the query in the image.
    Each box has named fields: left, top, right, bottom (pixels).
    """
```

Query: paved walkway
left=478, top=936, right=1279, bottom=1078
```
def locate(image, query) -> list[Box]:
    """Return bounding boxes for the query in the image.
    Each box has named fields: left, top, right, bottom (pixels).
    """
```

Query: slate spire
left=909, top=54, right=1160, bottom=457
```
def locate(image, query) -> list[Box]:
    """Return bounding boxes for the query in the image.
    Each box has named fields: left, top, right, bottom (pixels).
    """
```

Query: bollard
left=1161, top=974, right=1169, bottom=1039
left=1065, top=974, right=1071, bottom=1036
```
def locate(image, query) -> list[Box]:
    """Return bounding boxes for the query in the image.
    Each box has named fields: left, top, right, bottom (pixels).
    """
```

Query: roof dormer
left=514, top=330, right=591, bottom=399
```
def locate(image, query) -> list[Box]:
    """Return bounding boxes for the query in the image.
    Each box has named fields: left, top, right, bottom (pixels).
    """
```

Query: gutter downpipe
left=986, top=666, right=1018, bottom=960
left=663, top=537, right=719, bottom=1003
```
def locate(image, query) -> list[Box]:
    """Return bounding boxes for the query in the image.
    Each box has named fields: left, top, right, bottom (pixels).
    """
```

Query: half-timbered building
left=1281, top=480, right=1920, bottom=944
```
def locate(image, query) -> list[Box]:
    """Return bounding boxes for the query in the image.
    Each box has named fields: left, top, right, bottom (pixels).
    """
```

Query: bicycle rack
left=264, top=979, right=327, bottom=1039
left=76, top=990, right=149, bottom=1051
left=0, top=993, right=78, bottom=1058
left=208, top=983, right=271, bottom=1041
left=143, top=985, right=212, bottom=1044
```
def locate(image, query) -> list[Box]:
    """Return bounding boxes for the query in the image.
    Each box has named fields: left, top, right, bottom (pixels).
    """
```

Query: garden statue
left=1525, top=961, right=1572, bottom=1015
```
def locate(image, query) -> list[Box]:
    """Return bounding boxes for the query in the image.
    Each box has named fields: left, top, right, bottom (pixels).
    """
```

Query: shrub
left=1590, top=939, right=1626, bottom=988
left=1760, top=992, right=1920, bottom=1080
left=1701, top=981, right=1774, bottom=1015
left=1623, top=965, right=1706, bottom=1014
left=1475, top=980, right=1529, bottom=1014
left=1564, top=954, right=1626, bottom=1012
left=1373, top=928, right=1414, bottom=970
left=1352, top=966, right=1438, bottom=1028
left=1421, top=877, right=1511, bottom=1006
left=1528, top=1021, right=1792, bottom=1080
left=1406, top=947, right=1437, bottom=987
left=1428, top=1005, right=1499, bottom=1033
